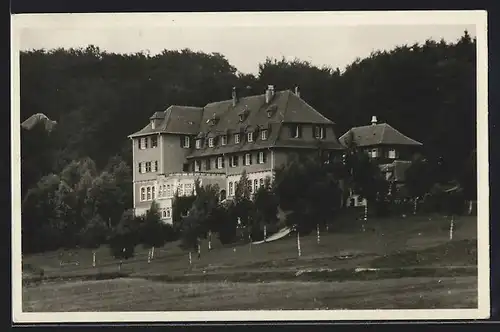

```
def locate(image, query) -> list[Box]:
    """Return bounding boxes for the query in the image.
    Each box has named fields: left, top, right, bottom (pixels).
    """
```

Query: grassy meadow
left=21, top=214, right=478, bottom=311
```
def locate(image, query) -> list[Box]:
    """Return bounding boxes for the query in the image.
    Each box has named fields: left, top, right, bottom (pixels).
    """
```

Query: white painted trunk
left=297, top=231, right=301, bottom=257
left=151, top=246, right=155, bottom=259
left=264, top=225, right=267, bottom=241
left=316, top=223, right=320, bottom=245
left=147, top=249, right=151, bottom=263
left=188, top=252, right=192, bottom=265
left=449, top=216, right=454, bottom=241
left=363, top=202, right=368, bottom=232
left=413, top=197, right=418, bottom=215
left=468, top=200, right=473, bottom=215
left=197, top=244, right=201, bottom=258
left=208, top=231, right=212, bottom=250
left=92, top=252, right=96, bottom=268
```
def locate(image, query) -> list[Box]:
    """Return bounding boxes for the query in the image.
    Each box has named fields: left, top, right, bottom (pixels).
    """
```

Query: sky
left=15, top=12, right=478, bottom=75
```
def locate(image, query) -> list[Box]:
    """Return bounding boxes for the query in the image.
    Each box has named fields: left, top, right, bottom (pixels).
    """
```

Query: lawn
left=21, top=214, right=478, bottom=311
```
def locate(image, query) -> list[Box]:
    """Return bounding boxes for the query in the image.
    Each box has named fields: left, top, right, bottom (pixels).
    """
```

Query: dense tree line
left=20, top=31, right=477, bottom=254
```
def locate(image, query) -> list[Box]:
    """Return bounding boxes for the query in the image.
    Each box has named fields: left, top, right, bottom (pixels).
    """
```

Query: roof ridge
left=379, top=123, right=388, bottom=145
left=288, top=91, right=334, bottom=124
left=271, top=91, right=292, bottom=146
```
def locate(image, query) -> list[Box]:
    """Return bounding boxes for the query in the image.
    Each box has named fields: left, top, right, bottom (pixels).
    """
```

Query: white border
left=11, top=10, right=489, bottom=323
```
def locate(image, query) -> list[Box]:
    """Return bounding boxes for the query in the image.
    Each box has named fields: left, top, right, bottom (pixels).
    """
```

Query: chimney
left=371, top=116, right=378, bottom=125
left=232, top=87, right=238, bottom=107
left=294, top=86, right=300, bottom=98
left=265, top=85, right=275, bottom=103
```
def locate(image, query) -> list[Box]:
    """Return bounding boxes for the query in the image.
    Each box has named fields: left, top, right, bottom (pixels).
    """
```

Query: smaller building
left=339, top=116, right=423, bottom=206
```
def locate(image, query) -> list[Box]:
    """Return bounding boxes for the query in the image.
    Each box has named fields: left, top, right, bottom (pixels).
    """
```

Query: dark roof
left=338, top=123, right=422, bottom=147
left=129, top=106, right=203, bottom=137
left=130, top=89, right=343, bottom=155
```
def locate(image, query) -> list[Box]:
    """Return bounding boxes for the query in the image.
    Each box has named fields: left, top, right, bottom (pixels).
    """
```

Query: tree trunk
left=208, top=231, right=212, bottom=251
left=413, top=197, right=418, bottom=215
left=468, top=200, right=473, bottom=215
left=316, top=223, right=320, bottom=245
left=92, top=252, right=96, bottom=268
left=188, top=252, right=192, bottom=266
left=264, top=225, right=267, bottom=242
left=363, top=201, right=368, bottom=232
left=297, top=230, right=301, bottom=257
left=449, top=215, right=454, bottom=241
left=147, top=248, right=151, bottom=263
left=151, top=246, right=155, bottom=259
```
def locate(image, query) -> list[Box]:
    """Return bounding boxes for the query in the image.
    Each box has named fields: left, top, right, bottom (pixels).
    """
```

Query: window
left=388, top=149, right=397, bottom=159
left=152, top=186, right=156, bottom=200
left=314, top=126, right=325, bottom=139
left=139, top=137, right=147, bottom=149
left=259, top=178, right=264, bottom=187
left=185, top=183, right=193, bottom=195
left=152, top=161, right=158, bottom=172
left=370, top=148, right=378, bottom=158
left=166, top=184, right=172, bottom=197
left=183, top=136, right=190, bottom=148
left=151, top=136, right=158, bottom=148
left=248, top=180, right=253, bottom=194
left=217, top=156, right=224, bottom=169
left=196, top=139, right=202, bottom=149
left=221, top=135, right=227, bottom=145
left=234, top=133, right=240, bottom=144
left=258, top=151, right=266, bottom=164
left=166, top=208, right=171, bottom=218
left=138, top=162, right=143, bottom=174
left=254, top=179, right=258, bottom=193
left=245, top=153, right=252, bottom=166
left=194, top=160, right=200, bottom=172
left=162, top=210, right=167, bottom=219
left=292, top=124, right=301, bottom=138
left=229, top=182, right=233, bottom=196
left=178, top=184, right=184, bottom=196
left=159, top=185, right=163, bottom=197
left=141, top=187, right=146, bottom=201
left=147, top=187, right=152, bottom=200
left=230, top=155, right=238, bottom=167
left=261, top=130, right=268, bottom=140
left=145, top=162, right=152, bottom=173
left=208, top=137, right=214, bottom=147
left=247, top=132, right=254, bottom=142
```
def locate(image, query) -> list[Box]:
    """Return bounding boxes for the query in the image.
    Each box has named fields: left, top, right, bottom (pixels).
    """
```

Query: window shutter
left=263, top=152, right=267, bottom=163
left=298, top=125, right=302, bottom=138
left=222, top=157, right=225, bottom=168
left=323, top=126, right=327, bottom=139
left=180, top=136, right=184, bottom=147
left=235, top=155, right=239, bottom=166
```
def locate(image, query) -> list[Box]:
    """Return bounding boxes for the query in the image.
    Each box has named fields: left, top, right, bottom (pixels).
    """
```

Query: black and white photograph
left=11, top=11, right=489, bottom=322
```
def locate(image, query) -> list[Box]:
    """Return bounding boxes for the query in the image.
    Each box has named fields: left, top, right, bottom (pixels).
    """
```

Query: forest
left=20, top=31, right=477, bottom=254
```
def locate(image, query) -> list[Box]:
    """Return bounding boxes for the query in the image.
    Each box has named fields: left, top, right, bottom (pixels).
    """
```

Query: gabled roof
left=128, top=106, right=203, bottom=138
left=21, top=113, right=57, bottom=132
left=339, top=123, right=422, bottom=147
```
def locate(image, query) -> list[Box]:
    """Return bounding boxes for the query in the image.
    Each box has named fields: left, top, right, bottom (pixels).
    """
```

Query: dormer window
left=208, top=137, right=214, bottom=147
left=261, top=129, right=268, bottom=140
left=388, top=149, right=397, bottom=159
left=266, top=105, right=277, bottom=118
left=370, top=148, right=379, bottom=158
left=314, top=126, right=325, bottom=139
left=291, top=124, right=302, bottom=138
left=247, top=132, right=254, bottom=142
left=221, top=135, right=227, bottom=145
left=182, top=136, right=190, bottom=148
left=238, top=107, right=250, bottom=122
left=196, top=139, right=202, bottom=149
left=234, top=133, right=240, bottom=144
